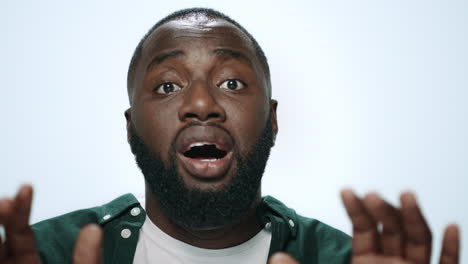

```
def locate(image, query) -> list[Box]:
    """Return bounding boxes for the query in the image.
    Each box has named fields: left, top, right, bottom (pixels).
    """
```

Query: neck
left=144, top=183, right=263, bottom=249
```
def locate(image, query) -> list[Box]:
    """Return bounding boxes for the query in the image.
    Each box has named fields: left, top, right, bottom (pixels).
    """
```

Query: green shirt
left=32, top=194, right=351, bottom=263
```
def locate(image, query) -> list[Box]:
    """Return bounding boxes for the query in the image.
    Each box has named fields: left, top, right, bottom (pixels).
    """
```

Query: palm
left=0, top=185, right=102, bottom=264
left=341, top=190, right=460, bottom=264
left=268, top=190, right=460, bottom=264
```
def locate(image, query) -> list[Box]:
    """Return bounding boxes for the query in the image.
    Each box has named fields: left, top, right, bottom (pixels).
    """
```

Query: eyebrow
left=212, top=48, right=250, bottom=63
left=146, top=50, right=185, bottom=72
left=146, top=48, right=251, bottom=72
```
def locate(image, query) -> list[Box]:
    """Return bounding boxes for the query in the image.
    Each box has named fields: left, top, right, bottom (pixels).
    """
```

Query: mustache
left=130, top=121, right=235, bottom=146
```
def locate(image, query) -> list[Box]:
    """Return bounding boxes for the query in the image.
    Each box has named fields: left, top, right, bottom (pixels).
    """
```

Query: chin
left=176, top=165, right=238, bottom=192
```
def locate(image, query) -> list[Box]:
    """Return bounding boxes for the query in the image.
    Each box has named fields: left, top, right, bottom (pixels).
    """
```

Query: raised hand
left=0, top=185, right=103, bottom=264
left=341, top=189, right=460, bottom=264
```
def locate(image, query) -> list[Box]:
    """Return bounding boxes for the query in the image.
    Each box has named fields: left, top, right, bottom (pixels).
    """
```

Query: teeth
left=189, top=142, right=213, bottom=148
left=200, top=159, right=217, bottom=162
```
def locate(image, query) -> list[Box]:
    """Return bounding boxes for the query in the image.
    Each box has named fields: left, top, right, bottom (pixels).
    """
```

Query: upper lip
left=175, top=125, right=234, bottom=155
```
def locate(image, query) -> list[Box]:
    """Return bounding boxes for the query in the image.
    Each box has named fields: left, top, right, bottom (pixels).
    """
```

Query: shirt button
left=288, top=219, right=295, bottom=228
left=121, top=228, right=131, bottom=239
left=130, top=207, right=141, bottom=216
left=103, top=214, right=111, bottom=220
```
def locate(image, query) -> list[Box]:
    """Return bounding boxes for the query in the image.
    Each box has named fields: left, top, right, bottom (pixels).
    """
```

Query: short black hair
left=126, top=8, right=271, bottom=104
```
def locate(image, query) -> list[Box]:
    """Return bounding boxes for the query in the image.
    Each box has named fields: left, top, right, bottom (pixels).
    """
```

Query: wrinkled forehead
left=141, top=17, right=257, bottom=61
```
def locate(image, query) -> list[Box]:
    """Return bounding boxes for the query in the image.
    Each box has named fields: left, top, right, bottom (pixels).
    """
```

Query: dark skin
left=127, top=19, right=274, bottom=189
left=126, top=18, right=275, bottom=248
left=0, top=16, right=460, bottom=264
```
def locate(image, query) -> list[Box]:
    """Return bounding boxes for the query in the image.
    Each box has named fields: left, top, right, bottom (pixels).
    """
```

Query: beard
left=129, top=117, right=274, bottom=229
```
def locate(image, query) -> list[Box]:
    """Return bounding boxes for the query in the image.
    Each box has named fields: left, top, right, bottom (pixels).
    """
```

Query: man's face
left=125, top=16, right=278, bottom=228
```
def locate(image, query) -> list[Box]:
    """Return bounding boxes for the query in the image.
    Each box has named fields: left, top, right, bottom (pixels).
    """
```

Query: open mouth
left=183, top=142, right=228, bottom=161
left=175, top=126, right=235, bottom=180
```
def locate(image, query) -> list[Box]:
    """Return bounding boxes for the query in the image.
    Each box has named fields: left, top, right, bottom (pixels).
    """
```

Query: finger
left=0, top=198, right=14, bottom=260
left=268, top=252, right=299, bottom=264
left=400, top=192, right=432, bottom=264
left=1, top=185, right=33, bottom=231
left=73, top=224, right=103, bottom=264
left=363, top=193, right=404, bottom=257
left=6, top=185, right=39, bottom=257
left=0, top=198, right=14, bottom=226
left=341, top=189, right=380, bottom=255
left=12, top=185, right=34, bottom=230
left=439, top=224, right=459, bottom=264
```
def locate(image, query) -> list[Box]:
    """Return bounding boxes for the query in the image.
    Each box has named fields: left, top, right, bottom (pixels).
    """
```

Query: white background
left=1, top=0, right=467, bottom=262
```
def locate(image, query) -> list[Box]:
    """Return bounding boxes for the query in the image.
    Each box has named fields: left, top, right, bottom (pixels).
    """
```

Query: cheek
left=226, top=97, right=269, bottom=153
left=133, top=102, right=180, bottom=161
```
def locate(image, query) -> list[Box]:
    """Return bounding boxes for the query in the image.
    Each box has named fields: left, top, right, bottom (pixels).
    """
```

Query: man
left=0, top=8, right=460, bottom=264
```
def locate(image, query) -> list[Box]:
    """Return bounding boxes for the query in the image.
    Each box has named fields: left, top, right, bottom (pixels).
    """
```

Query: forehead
left=141, top=17, right=256, bottom=61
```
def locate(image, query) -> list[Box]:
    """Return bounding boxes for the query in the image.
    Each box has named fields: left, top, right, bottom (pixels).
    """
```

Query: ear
left=270, top=99, right=278, bottom=146
left=124, top=108, right=132, bottom=143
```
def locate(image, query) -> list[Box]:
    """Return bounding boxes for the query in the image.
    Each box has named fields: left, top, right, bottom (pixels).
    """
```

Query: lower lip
left=177, top=152, right=233, bottom=180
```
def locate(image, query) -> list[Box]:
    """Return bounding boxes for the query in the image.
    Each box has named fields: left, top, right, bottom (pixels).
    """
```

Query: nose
left=178, top=81, right=226, bottom=123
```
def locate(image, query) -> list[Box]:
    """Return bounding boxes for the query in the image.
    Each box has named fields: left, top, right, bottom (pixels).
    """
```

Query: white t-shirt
left=132, top=215, right=272, bottom=264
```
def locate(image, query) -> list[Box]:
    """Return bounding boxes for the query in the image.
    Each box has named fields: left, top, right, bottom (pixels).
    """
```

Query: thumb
left=268, top=252, right=299, bottom=264
left=73, top=224, right=103, bottom=264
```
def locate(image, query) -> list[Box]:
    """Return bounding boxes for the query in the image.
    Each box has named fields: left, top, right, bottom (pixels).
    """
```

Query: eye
left=155, top=82, right=182, bottom=95
left=219, top=79, right=246, bottom=91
